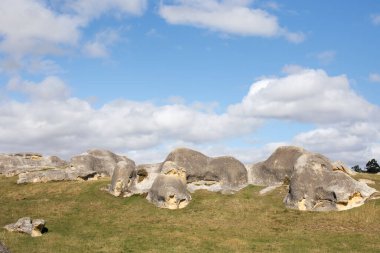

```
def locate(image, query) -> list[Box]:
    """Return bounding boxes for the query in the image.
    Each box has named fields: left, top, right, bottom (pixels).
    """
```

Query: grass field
left=1, top=174, right=379, bottom=253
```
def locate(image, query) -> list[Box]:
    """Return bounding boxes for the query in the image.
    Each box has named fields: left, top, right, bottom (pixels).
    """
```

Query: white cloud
left=0, top=76, right=261, bottom=160
left=83, top=29, right=120, bottom=58
left=229, top=67, right=378, bottom=124
left=0, top=0, right=82, bottom=57
left=369, top=73, right=380, bottom=83
left=159, top=0, right=304, bottom=42
left=316, top=50, right=336, bottom=65
left=371, top=14, right=380, bottom=26
left=6, top=76, right=71, bottom=101
left=0, top=0, right=147, bottom=71
left=293, top=122, right=380, bottom=167
left=66, top=0, right=147, bottom=19
left=1, top=67, right=379, bottom=166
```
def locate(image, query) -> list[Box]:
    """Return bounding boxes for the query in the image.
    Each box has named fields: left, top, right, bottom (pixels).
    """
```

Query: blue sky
left=0, top=0, right=380, bottom=167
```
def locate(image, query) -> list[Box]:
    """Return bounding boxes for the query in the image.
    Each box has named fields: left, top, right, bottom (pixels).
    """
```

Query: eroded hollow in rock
left=137, top=168, right=148, bottom=183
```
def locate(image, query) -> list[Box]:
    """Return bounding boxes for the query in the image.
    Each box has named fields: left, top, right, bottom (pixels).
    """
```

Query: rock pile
left=0, top=153, right=67, bottom=177
left=106, top=148, right=248, bottom=209
left=1, top=146, right=378, bottom=211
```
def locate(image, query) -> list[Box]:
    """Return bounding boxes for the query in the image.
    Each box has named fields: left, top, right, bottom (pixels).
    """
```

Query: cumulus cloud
left=0, top=0, right=147, bottom=69
left=0, top=0, right=81, bottom=58
left=369, top=73, right=380, bottom=83
left=6, top=76, right=71, bottom=101
left=293, top=122, right=380, bottom=167
left=0, top=76, right=261, bottom=160
left=229, top=67, right=378, bottom=124
left=1, top=67, right=379, bottom=166
left=159, top=0, right=304, bottom=42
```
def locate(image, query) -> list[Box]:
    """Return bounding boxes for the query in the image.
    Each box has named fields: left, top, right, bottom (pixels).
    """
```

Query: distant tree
left=365, top=159, right=380, bottom=174
left=351, top=165, right=363, bottom=173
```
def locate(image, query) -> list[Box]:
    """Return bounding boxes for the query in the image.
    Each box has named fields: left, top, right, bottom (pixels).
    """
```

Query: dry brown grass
left=0, top=174, right=379, bottom=252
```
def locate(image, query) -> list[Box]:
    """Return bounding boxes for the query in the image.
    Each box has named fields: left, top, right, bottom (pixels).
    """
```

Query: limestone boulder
left=147, top=174, right=191, bottom=209
left=284, top=153, right=378, bottom=211
left=249, top=146, right=305, bottom=186
left=70, top=149, right=132, bottom=177
left=0, top=242, right=10, bottom=253
left=17, top=167, right=98, bottom=184
left=0, top=153, right=67, bottom=177
left=109, top=161, right=136, bottom=197
left=4, top=217, right=46, bottom=237
left=132, top=163, right=161, bottom=194
left=163, top=148, right=248, bottom=192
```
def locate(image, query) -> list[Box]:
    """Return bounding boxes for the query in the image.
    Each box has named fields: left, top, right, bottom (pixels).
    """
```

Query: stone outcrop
left=147, top=162, right=191, bottom=209
left=70, top=149, right=132, bottom=177
left=249, top=146, right=305, bottom=186
left=0, top=242, right=10, bottom=253
left=163, top=148, right=248, bottom=192
left=109, top=161, right=136, bottom=197
left=4, top=217, right=46, bottom=237
left=17, top=167, right=99, bottom=184
left=249, top=146, right=378, bottom=211
left=0, top=153, right=67, bottom=177
left=284, top=152, right=378, bottom=211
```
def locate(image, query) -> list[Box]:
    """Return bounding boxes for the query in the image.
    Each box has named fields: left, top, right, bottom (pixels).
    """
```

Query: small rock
left=259, top=184, right=282, bottom=195
left=4, top=217, right=46, bottom=237
left=0, top=242, right=11, bottom=253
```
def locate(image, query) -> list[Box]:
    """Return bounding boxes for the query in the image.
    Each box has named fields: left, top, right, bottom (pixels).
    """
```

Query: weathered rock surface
left=358, top=178, right=376, bottom=185
left=332, top=161, right=357, bottom=176
left=132, top=163, right=161, bottom=195
left=109, top=161, right=136, bottom=197
left=249, top=146, right=305, bottom=186
left=17, top=167, right=98, bottom=184
left=70, top=149, right=132, bottom=177
left=0, top=153, right=67, bottom=177
left=4, top=217, right=46, bottom=237
left=147, top=161, right=191, bottom=209
left=0, top=242, right=10, bottom=253
left=163, top=148, right=248, bottom=192
left=284, top=152, right=378, bottom=211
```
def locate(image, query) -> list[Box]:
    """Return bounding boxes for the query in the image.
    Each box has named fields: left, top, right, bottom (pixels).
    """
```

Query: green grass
left=1, top=174, right=380, bottom=253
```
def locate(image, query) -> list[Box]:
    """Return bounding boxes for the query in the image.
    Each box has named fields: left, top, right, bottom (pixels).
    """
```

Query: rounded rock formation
left=163, top=148, right=248, bottom=191
left=109, top=161, right=136, bottom=197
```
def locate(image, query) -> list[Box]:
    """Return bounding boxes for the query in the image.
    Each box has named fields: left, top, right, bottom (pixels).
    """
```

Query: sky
left=0, top=0, right=380, bottom=167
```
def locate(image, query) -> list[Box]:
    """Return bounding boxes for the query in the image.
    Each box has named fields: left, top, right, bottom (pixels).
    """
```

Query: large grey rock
left=70, top=149, right=132, bottom=177
left=0, top=242, right=10, bottom=253
left=0, top=153, right=67, bottom=177
left=4, top=217, right=46, bottom=237
left=147, top=162, right=191, bottom=209
left=284, top=152, right=378, bottom=211
left=147, top=175, right=191, bottom=209
left=249, top=146, right=305, bottom=186
left=17, top=167, right=98, bottom=184
left=163, top=148, right=248, bottom=191
left=109, top=161, right=136, bottom=197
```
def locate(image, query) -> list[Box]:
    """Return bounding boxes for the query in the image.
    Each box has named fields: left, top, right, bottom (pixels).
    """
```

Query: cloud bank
left=1, top=67, right=379, bottom=166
